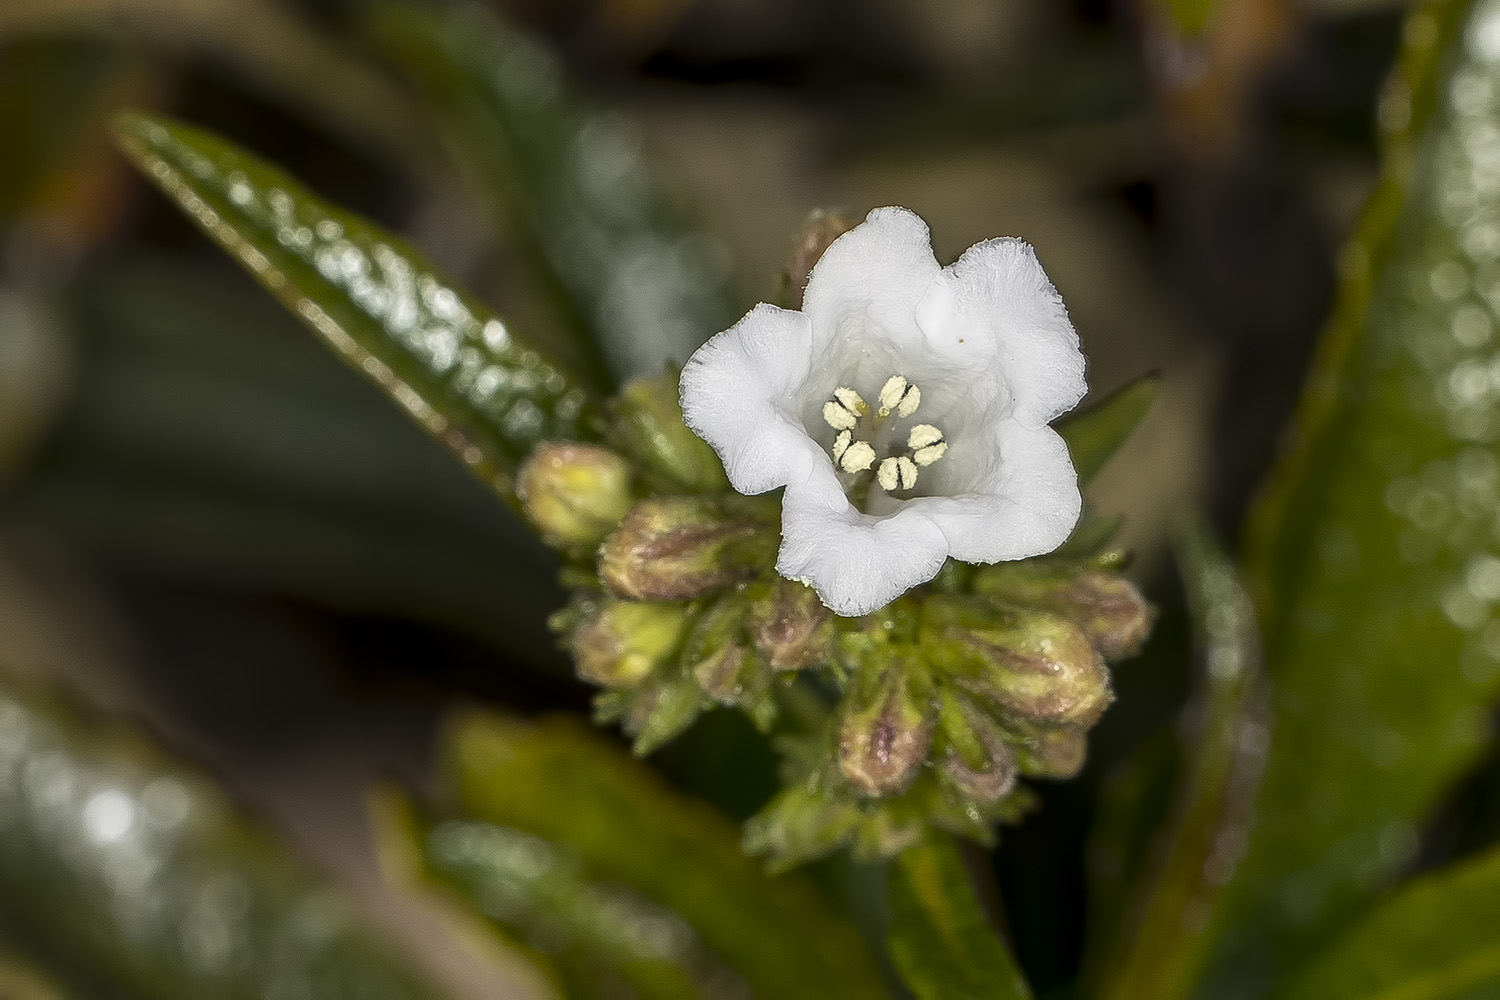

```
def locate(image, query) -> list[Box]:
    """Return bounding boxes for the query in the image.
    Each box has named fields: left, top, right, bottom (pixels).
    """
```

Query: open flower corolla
left=680, top=207, right=1086, bottom=617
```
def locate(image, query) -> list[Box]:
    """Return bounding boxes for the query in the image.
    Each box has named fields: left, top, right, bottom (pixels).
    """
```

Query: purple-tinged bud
left=599, top=498, right=771, bottom=601
left=746, top=577, right=834, bottom=670
left=975, top=565, right=1154, bottom=662
left=516, top=443, right=633, bottom=555
left=925, top=599, right=1113, bottom=727
left=782, top=209, right=857, bottom=306
left=611, top=372, right=729, bottom=494
left=837, top=662, right=934, bottom=797
left=937, top=692, right=1017, bottom=804
left=1013, top=725, right=1089, bottom=780
left=570, top=599, right=689, bottom=689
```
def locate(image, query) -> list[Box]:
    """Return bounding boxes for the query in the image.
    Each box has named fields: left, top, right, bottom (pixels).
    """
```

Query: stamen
left=877, top=375, right=921, bottom=419
left=832, top=429, right=853, bottom=461
left=908, top=424, right=947, bottom=466
left=839, top=440, right=876, bottom=473
left=823, top=386, right=867, bottom=430
left=877, top=455, right=919, bottom=491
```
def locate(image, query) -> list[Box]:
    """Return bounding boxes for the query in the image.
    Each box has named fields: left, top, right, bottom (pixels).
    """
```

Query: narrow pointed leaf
left=1097, top=525, right=1267, bottom=1000
left=442, top=712, right=889, bottom=1000
left=0, top=671, right=441, bottom=999
left=1277, top=847, right=1500, bottom=1000
left=366, top=2, right=740, bottom=382
left=113, top=111, right=601, bottom=507
left=1194, top=0, right=1500, bottom=991
left=887, top=833, right=1032, bottom=1000
left=1057, top=374, right=1158, bottom=484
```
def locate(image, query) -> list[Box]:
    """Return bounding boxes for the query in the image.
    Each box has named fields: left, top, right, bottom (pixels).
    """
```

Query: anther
left=839, top=440, right=876, bottom=474
left=877, top=455, right=919, bottom=491
left=908, top=424, right=947, bottom=466
left=832, top=429, right=852, bottom=462
left=823, top=386, right=868, bottom=430
left=878, top=375, right=921, bottom=419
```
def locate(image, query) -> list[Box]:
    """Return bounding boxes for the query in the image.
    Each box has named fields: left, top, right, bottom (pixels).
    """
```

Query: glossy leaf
left=1057, top=374, right=1158, bottom=485
left=1097, top=526, right=1267, bottom=1000
left=1195, top=0, right=1500, bottom=992
left=886, top=833, right=1032, bottom=1000
left=442, top=711, right=889, bottom=999
left=1277, top=846, right=1500, bottom=1000
left=367, top=2, right=740, bottom=382
left=376, top=795, right=736, bottom=1000
left=0, top=671, right=441, bottom=999
left=113, top=111, right=602, bottom=507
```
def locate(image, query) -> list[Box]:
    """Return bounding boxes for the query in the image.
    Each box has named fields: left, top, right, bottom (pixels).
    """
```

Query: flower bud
left=936, top=692, right=1017, bottom=804
left=516, top=443, right=633, bottom=555
left=598, top=497, right=772, bottom=601
left=570, top=599, right=690, bottom=689
left=926, top=600, right=1113, bottom=727
left=837, top=661, right=934, bottom=797
left=782, top=209, right=857, bottom=306
left=975, top=566, right=1154, bottom=662
left=1012, top=725, right=1089, bottom=780
left=746, top=577, right=834, bottom=670
left=610, top=372, right=729, bottom=493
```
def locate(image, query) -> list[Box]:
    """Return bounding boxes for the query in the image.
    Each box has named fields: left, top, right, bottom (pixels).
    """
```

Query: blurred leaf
left=376, top=794, right=738, bottom=1000
left=1057, top=374, right=1158, bottom=485
left=0, top=670, right=442, bottom=999
left=0, top=951, right=68, bottom=1000
left=886, top=833, right=1032, bottom=1000
left=443, top=712, right=890, bottom=999
left=1275, top=846, right=1500, bottom=1000
left=113, top=111, right=603, bottom=509
left=21, top=255, right=564, bottom=666
left=1194, top=0, right=1500, bottom=992
left=0, top=0, right=434, bottom=172
left=1096, top=525, right=1267, bottom=1000
left=367, top=2, right=740, bottom=382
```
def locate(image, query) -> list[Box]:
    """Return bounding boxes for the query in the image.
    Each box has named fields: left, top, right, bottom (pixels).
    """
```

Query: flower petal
left=914, top=421, right=1081, bottom=564
left=920, top=238, right=1086, bottom=426
left=776, top=465, right=950, bottom=617
left=679, top=303, right=823, bottom=495
left=802, top=206, right=942, bottom=356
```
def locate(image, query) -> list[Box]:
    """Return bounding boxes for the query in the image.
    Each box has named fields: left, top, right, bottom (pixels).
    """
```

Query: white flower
left=679, top=207, right=1086, bottom=617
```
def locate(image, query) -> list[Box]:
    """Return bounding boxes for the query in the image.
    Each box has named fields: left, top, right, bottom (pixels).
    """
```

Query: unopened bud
left=782, top=209, right=857, bottom=306
left=927, top=600, right=1113, bottom=727
left=975, top=566, right=1153, bottom=661
left=937, top=692, right=1017, bottom=804
left=838, top=662, right=934, bottom=797
left=746, top=577, right=834, bottom=670
left=619, top=678, right=705, bottom=756
left=599, top=498, right=771, bottom=600
left=1013, top=725, right=1089, bottom=780
left=516, top=443, right=633, bottom=554
left=611, top=372, right=729, bottom=493
left=571, top=599, right=689, bottom=689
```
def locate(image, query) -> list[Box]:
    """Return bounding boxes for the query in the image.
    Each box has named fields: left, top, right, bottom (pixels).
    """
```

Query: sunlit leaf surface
left=442, top=712, right=889, bottom=999
left=1196, top=0, right=1500, bottom=992
left=1276, top=846, right=1500, bottom=1000
left=886, top=834, right=1032, bottom=1000
left=114, top=111, right=601, bottom=506
left=0, top=673, right=440, bottom=999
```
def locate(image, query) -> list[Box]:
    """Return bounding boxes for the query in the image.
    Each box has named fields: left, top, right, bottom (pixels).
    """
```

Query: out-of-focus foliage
left=0, top=670, right=441, bottom=999
left=1195, top=0, right=1500, bottom=993
left=1058, top=375, right=1161, bottom=486
left=381, top=712, right=890, bottom=999
left=887, top=834, right=1032, bottom=1000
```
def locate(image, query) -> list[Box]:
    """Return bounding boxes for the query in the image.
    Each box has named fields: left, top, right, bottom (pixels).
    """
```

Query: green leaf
left=366, top=2, right=741, bottom=382
left=1193, top=0, right=1500, bottom=991
left=442, top=711, right=890, bottom=999
left=0, top=670, right=442, bottom=999
left=886, top=833, right=1032, bottom=1000
left=1276, top=847, right=1500, bottom=1000
left=112, top=110, right=602, bottom=508
left=1057, top=374, right=1158, bottom=485
left=1094, top=525, right=1267, bottom=1000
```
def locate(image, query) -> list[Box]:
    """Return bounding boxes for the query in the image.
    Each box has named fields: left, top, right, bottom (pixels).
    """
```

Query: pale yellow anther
left=908, top=424, right=947, bottom=466
left=823, top=387, right=867, bottom=431
left=878, top=375, right=920, bottom=418
left=839, top=440, right=876, bottom=474
left=832, top=429, right=853, bottom=461
left=877, top=455, right=919, bottom=491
